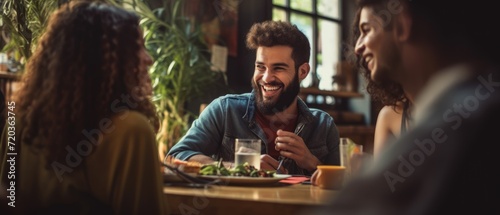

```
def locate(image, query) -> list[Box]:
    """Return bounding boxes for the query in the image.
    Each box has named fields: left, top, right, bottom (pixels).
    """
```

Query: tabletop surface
left=163, top=182, right=338, bottom=206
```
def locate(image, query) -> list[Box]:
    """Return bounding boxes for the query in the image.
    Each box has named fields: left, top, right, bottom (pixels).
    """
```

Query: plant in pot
left=2, top=0, right=227, bottom=159
left=132, top=0, right=227, bottom=159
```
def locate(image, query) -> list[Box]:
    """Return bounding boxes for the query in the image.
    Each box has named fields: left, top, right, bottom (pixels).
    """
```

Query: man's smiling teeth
left=263, top=85, right=280, bottom=91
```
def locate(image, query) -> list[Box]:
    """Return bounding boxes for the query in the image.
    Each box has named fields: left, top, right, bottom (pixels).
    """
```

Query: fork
left=276, top=156, right=286, bottom=174
left=276, top=123, right=305, bottom=174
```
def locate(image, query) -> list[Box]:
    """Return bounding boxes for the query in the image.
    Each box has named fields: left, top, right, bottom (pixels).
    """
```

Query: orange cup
left=312, top=165, right=346, bottom=190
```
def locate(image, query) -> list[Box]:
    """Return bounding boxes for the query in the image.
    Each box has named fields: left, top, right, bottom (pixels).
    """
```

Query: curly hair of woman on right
left=348, top=5, right=412, bottom=158
left=349, top=7, right=409, bottom=109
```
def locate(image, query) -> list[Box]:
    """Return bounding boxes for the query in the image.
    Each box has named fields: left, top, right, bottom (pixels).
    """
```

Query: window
left=272, top=0, right=342, bottom=91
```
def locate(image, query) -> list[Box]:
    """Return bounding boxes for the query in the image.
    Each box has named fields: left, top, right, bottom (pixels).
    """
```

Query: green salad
left=199, top=162, right=275, bottom=177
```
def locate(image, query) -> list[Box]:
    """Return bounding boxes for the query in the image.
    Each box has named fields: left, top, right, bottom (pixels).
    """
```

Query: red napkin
left=279, top=176, right=310, bottom=184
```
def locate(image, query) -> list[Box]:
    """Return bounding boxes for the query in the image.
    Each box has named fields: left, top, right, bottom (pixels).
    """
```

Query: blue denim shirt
left=167, top=92, right=340, bottom=175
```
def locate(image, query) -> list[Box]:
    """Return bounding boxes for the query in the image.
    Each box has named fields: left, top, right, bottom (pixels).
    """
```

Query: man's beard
left=252, top=72, right=300, bottom=115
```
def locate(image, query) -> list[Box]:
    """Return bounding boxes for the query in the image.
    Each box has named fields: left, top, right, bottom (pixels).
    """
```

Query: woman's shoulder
left=380, top=100, right=409, bottom=116
left=93, top=110, right=157, bottom=155
left=110, top=110, right=154, bottom=130
left=376, top=104, right=404, bottom=134
left=95, top=110, right=157, bottom=142
left=378, top=104, right=403, bottom=120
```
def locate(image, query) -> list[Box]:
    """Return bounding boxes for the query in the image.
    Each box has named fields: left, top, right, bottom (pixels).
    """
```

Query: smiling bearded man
left=252, top=57, right=300, bottom=115
left=167, top=20, right=340, bottom=176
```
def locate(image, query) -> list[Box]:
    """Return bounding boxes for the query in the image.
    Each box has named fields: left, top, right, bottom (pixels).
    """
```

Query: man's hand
left=274, top=129, right=321, bottom=171
left=260, top=154, right=288, bottom=174
left=310, top=169, right=320, bottom=186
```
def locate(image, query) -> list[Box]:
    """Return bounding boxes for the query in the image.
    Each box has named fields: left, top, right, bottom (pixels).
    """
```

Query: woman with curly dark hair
left=351, top=6, right=413, bottom=158
left=0, top=1, right=165, bottom=214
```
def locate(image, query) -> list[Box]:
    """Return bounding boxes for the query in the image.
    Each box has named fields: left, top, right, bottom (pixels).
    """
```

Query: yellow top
left=1, top=111, right=166, bottom=214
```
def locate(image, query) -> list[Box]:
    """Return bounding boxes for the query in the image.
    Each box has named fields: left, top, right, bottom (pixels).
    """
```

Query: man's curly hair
left=14, top=1, right=159, bottom=166
left=246, top=20, right=310, bottom=70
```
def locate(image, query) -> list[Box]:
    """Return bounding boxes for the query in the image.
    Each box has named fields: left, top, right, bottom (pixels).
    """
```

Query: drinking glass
left=340, top=137, right=364, bottom=178
left=234, top=139, right=261, bottom=169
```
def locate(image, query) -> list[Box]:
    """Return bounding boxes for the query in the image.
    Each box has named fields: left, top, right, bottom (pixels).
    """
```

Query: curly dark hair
left=349, top=2, right=407, bottom=108
left=246, top=20, right=310, bottom=71
left=352, top=0, right=499, bottom=107
left=15, top=1, right=159, bottom=166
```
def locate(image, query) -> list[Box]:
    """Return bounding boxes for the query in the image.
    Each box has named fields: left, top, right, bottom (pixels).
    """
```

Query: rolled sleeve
left=167, top=98, right=225, bottom=160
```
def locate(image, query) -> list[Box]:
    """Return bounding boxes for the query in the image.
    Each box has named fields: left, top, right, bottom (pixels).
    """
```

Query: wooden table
left=163, top=183, right=337, bottom=215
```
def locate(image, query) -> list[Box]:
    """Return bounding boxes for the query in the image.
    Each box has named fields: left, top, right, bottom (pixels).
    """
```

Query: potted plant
left=131, top=0, right=227, bottom=158
left=2, top=0, right=228, bottom=158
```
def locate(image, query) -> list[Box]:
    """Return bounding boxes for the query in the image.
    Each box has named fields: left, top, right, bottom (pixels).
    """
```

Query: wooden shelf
left=326, top=110, right=365, bottom=125
left=0, top=71, right=21, bottom=80
left=0, top=71, right=22, bottom=103
left=300, top=88, right=363, bottom=98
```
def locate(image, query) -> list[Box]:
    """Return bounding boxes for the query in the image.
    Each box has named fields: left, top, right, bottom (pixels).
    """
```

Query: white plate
left=198, top=174, right=291, bottom=185
left=163, top=173, right=184, bottom=183
left=163, top=172, right=199, bottom=183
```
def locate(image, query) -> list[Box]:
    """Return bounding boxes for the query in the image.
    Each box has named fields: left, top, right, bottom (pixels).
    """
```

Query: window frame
left=272, top=0, right=343, bottom=89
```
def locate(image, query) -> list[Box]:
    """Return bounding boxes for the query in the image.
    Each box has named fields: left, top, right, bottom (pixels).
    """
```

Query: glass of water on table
left=235, top=139, right=261, bottom=169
